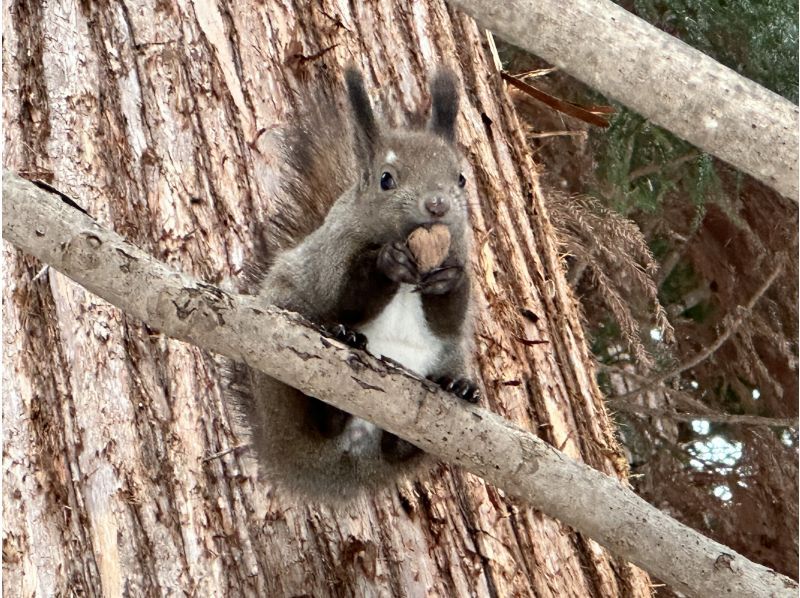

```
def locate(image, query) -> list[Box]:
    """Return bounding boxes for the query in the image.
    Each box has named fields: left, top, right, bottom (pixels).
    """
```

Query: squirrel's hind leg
left=306, top=397, right=352, bottom=438
left=429, top=375, right=481, bottom=404
left=381, top=432, right=423, bottom=462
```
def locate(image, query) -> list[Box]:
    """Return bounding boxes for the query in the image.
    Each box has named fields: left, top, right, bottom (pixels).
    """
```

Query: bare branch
left=3, top=170, right=795, bottom=598
left=628, top=151, right=702, bottom=182
left=449, top=0, right=799, bottom=200
left=600, top=363, right=796, bottom=428
left=607, top=400, right=798, bottom=429
left=202, top=445, right=247, bottom=463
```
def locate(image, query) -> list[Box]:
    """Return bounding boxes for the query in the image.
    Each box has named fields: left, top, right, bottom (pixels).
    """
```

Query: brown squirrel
left=228, top=68, right=478, bottom=501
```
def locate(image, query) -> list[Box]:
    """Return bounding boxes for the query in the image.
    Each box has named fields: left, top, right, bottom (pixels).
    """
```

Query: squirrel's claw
left=429, top=375, right=481, bottom=404
left=326, top=324, right=368, bottom=351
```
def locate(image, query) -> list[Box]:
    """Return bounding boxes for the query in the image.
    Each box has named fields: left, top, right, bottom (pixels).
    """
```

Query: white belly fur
left=342, top=284, right=443, bottom=451
left=357, top=284, right=443, bottom=376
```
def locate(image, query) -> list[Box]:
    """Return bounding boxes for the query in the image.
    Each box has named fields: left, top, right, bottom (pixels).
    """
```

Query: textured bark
left=5, top=171, right=798, bottom=598
left=1, top=1, right=658, bottom=596
left=452, top=0, right=800, bottom=201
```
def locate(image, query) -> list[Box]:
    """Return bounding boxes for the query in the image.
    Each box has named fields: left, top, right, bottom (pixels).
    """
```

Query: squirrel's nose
left=424, top=195, right=450, bottom=217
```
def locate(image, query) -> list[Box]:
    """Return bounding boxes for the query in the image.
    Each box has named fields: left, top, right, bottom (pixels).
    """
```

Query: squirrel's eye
left=458, top=173, right=466, bottom=188
left=380, top=171, right=396, bottom=191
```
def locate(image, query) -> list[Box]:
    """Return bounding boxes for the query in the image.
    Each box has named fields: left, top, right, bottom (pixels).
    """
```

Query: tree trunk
left=3, top=1, right=651, bottom=596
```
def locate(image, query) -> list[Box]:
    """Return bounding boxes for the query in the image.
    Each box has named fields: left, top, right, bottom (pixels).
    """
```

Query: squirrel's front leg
left=377, top=240, right=465, bottom=296
left=376, top=240, right=419, bottom=284
left=422, top=273, right=481, bottom=404
left=322, top=324, right=368, bottom=351
left=417, top=256, right=464, bottom=295
left=334, top=244, right=401, bottom=327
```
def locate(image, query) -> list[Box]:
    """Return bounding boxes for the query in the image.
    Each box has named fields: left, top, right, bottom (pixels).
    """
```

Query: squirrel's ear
left=428, top=69, right=459, bottom=142
left=345, top=68, right=379, bottom=168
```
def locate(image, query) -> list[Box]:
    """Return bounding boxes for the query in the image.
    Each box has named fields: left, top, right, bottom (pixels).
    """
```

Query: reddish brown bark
left=3, top=0, right=651, bottom=595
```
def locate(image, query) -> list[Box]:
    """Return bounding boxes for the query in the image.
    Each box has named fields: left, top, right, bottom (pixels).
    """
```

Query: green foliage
left=630, top=0, right=799, bottom=103
left=592, top=109, right=706, bottom=216
left=555, top=4, right=798, bottom=571
left=594, top=0, right=797, bottom=216
left=648, top=237, right=671, bottom=261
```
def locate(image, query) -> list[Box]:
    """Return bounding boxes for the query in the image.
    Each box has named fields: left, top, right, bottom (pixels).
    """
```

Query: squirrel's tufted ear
left=344, top=68, right=379, bottom=172
left=428, top=69, right=459, bottom=143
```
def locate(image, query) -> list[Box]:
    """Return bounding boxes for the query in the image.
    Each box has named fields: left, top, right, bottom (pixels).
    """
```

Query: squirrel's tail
left=242, top=80, right=358, bottom=291
left=227, top=364, right=423, bottom=501
left=259, top=84, right=358, bottom=261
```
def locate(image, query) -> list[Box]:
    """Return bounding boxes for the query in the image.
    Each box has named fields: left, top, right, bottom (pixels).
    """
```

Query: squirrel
left=228, top=67, right=479, bottom=501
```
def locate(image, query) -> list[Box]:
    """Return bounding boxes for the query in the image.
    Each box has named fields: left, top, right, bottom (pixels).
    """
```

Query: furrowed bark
left=451, top=0, right=800, bottom=201
left=4, top=171, right=795, bottom=598
left=3, top=1, right=647, bottom=593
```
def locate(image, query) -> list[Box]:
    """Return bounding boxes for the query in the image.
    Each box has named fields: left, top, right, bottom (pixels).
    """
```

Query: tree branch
left=3, top=170, right=795, bottom=597
left=600, top=364, right=798, bottom=428
left=450, top=0, right=799, bottom=201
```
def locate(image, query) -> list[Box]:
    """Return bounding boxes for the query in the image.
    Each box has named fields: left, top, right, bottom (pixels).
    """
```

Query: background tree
left=2, top=0, right=655, bottom=596
left=495, top=0, right=798, bottom=590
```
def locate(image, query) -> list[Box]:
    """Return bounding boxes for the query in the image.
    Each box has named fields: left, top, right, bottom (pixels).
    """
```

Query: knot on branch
left=62, top=231, right=104, bottom=272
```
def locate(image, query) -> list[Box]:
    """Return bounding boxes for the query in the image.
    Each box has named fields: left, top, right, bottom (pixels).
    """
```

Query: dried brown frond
left=590, top=266, right=654, bottom=369
left=548, top=191, right=674, bottom=369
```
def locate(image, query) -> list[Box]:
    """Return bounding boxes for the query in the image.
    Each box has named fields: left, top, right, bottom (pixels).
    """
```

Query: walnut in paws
left=406, top=224, right=451, bottom=273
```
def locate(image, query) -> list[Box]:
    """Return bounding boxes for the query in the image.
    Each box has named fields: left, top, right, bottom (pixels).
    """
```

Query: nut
left=407, top=224, right=451, bottom=273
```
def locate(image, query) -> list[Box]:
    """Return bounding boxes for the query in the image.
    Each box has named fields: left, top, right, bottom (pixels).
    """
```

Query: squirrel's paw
left=429, top=376, right=481, bottom=404
left=325, top=324, right=368, bottom=351
left=308, top=398, right=351, bottom=438
left=417, top=263, right=464, bottom=295
left=378, top=241, right=419, bottom=284
left=381, top=431, right=422, bottom=462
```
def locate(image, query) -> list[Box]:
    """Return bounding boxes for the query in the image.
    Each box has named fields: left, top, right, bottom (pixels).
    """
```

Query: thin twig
left=502, top=70, right=612, bottom=127
left=610, top=262, right=784, bottom=401
left=607, top=400, right=797, bottom=429
left=202, top=445, right=247, bottom=463
left=601, top=363, right=718, bottom=414
left=485, top=30, right=502, bottom=72
left=517, top=67, right=558, bottom=79
left=528, top=130, right=589, bottom=139
left=628, top=151, right=701, bottom=182
left=32, top=265, right=50, bottom=282
left=601, top=363, right=795, bottom=427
